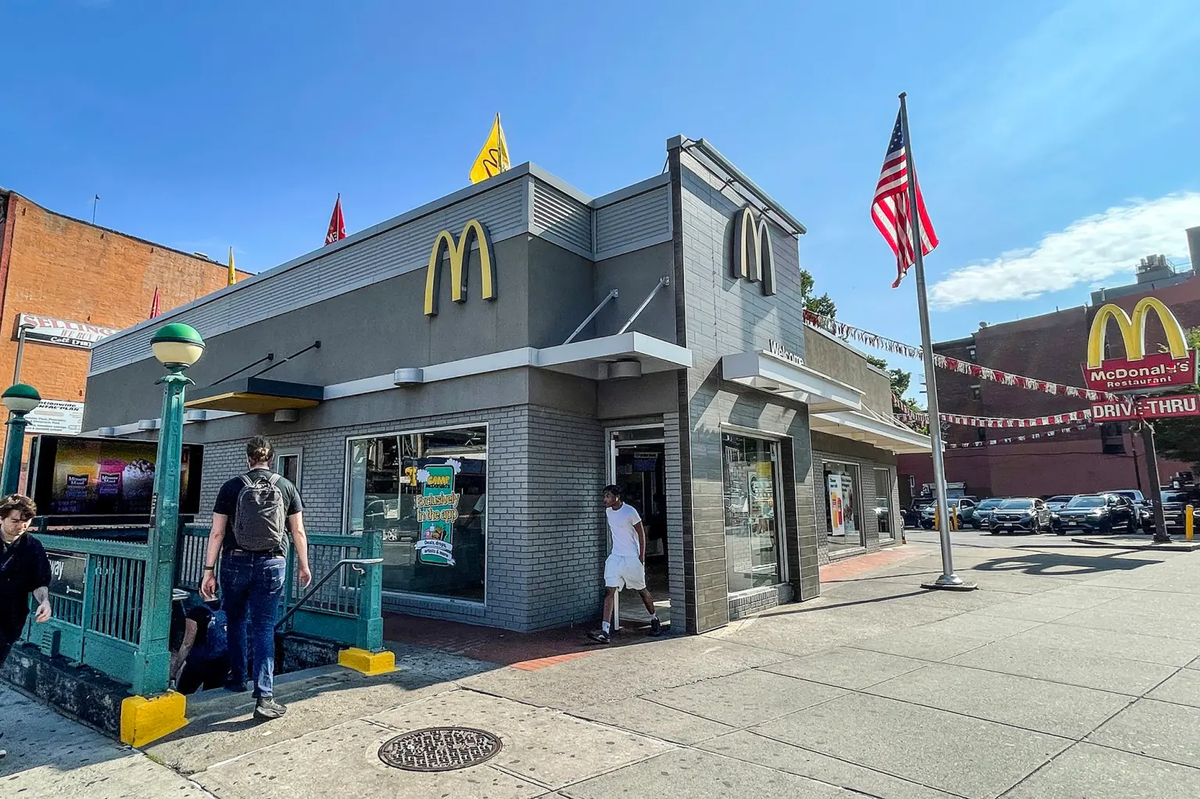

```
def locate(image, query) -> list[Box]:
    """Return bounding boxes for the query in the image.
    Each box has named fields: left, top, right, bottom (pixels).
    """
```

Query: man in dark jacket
left=0, top=493, right=51, bottom=669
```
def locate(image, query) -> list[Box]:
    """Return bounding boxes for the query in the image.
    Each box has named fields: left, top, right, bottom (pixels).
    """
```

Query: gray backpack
left=231, top=473, right=288, bottom=552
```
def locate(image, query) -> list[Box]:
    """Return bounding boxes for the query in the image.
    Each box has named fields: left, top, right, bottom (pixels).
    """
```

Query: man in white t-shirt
left=588, top=485, right=661, bottom=643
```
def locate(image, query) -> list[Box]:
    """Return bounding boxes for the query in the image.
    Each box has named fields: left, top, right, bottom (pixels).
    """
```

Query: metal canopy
left=184, top=377, right=323, bottom=414
left=811, top=409, right=932, bottom=454
left=720, top=350, right=863, bottom=413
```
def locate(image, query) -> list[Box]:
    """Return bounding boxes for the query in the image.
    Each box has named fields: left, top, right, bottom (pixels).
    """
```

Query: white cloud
left=929, top=192, right=1200, bottom=309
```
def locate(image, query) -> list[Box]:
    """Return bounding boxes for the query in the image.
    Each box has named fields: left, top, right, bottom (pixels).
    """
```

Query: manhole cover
left=378, top=727, right=502, bottom=772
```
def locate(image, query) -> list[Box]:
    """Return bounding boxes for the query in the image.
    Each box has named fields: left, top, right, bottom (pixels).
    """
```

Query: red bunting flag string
left=896, top=407, right=1093, bottom=429
left=945, top=424, right=1096, bottom=449
left=801, top=310, right=1119, bottom=402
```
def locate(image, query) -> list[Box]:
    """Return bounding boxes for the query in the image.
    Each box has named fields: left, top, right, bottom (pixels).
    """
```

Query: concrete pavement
left=6, top=531, right=1200, bottom=797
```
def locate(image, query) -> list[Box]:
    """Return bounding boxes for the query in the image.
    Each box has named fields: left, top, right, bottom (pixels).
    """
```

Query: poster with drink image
left=32, top=437, right=202, bottom=517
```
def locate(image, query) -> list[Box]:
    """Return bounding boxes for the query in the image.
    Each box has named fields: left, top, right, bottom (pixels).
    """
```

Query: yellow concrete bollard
left=1187, top=505, right=1194, bottom=541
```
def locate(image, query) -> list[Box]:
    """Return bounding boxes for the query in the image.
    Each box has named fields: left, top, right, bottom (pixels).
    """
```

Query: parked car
left=989, top=497, right=1053, bottom=534
left=1054, top=493, right=1139, bottom=534
left=903, top=499, right=935, bottom=528
left=919, top=497, right=977, bottom=529
left=1045, top=495, right=1075, bottom=512
left=1102, top=489, right=1155, bottom=530
left=964, top=497, right=1005, bottom=529
left=1160, top=489, right=1200, bottom=535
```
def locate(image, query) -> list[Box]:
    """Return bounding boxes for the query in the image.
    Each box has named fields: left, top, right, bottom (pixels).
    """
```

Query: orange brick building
left=0, top=189, right=246, bottom=480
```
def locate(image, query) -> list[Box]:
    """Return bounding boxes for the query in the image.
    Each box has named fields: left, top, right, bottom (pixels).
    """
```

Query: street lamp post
left=130, top=323, right=205, bottom=697
left=1, top=383, right=42, bottom=496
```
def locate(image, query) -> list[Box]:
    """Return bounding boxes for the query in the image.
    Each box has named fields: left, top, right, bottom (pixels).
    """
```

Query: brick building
left=80, top=136, right=928, bottom=635
left=0, top=189, right=245, bottom=478
left=900, top=228, right=1200, bottom=502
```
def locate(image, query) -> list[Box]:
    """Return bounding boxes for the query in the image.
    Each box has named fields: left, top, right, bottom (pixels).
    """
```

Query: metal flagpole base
left=921, top=573, right=978, bottom=591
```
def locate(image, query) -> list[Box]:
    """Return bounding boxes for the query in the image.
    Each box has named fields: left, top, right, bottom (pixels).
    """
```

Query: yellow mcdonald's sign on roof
left=424, top=220, right=497, bottom=317
left=1086, top=297, right=1189, bottom=369
left=732, top=206, right=776, bottom=296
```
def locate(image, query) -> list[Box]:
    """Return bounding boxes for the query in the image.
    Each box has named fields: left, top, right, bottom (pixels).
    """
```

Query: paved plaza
left=6, top=531, right=1200, bottom=798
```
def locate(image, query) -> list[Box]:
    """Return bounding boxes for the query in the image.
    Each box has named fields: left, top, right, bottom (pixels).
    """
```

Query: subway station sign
left=1081, top=298, right=1198, bottom=393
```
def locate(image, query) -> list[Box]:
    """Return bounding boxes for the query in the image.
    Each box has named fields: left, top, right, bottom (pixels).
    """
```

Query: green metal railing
left=18, top=524, right=383, bottom=697
left=22, top=532, right=151, bottom=688
left=177, top=525, right=383, bottom=652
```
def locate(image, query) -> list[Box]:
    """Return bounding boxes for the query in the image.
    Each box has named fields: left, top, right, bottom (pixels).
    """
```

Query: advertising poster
left=828, top=473, right=846, bottom=536
left=414, top=462, right=460, bottom=566
left=45, top=439, right=193, bottom=516
left=26, top=400, right=85, bottom=436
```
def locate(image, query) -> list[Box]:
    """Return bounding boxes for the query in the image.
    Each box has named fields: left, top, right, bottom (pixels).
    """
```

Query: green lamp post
left=131, top=323, right=205, bottom=697
left=1, top=383, right=41, bottom=496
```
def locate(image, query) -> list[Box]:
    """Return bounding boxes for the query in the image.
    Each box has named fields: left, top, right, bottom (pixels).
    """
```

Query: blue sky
left=5, top=0, right=1200, bottom=394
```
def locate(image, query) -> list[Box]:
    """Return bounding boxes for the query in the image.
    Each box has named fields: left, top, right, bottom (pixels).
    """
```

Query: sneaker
left=223, top=678, right=248, bottom=693
left=649, top=617, right=662, bottom=636
left=587, top=629, right=610, bottom=644
left=254, top=697, right=287, bottom=720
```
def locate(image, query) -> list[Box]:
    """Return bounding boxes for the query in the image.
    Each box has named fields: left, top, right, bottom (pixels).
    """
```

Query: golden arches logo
left=1086, top=297, right=1189, bottom=369
left=732, top=206, right=776, bottom=296
left=423, top=219, right=497, bottom=316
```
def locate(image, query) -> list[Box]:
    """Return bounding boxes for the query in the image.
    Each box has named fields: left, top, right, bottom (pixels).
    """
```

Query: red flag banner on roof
left=325, top=194, right=346, bottom=246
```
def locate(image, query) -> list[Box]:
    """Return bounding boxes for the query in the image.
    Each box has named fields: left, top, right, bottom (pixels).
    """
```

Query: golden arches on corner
left=732, top=206, right=776, bottom=296
left=1086, top=297, right=1190, bottom=369
left=423, top=219, right=497, bottom=316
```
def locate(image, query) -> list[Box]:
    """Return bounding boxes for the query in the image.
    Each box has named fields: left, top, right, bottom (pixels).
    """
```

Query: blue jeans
left=220, top=551, right=286, bottom=698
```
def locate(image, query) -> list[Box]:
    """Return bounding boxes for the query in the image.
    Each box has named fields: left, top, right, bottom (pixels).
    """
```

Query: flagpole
left=898, top=92, right=975, bottom=591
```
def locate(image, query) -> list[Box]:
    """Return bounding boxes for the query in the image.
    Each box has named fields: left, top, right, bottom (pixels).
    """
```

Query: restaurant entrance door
left=607, top=426, right=670, bottom=631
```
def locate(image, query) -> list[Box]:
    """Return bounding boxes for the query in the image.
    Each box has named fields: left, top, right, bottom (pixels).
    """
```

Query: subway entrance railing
left=20, top=521, right=385, bottom=699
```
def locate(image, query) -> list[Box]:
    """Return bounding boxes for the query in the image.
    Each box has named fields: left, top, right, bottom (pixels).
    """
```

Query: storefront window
left=824, top=461, right=863, bottom=550
left=347, top=425, right=486, bottom=602
left=874, top=468, right=893, bottom=540
left=722, top=433, right=782, bottom=593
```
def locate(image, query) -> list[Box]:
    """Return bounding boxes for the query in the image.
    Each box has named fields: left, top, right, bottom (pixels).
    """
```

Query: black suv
left=1054, top=494, right=1139, bottom=534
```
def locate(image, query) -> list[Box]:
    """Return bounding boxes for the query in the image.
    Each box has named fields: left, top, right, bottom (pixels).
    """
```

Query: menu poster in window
left=414, top=462, right=460, bottom=566
left=828, top=474, right=846, bottom=536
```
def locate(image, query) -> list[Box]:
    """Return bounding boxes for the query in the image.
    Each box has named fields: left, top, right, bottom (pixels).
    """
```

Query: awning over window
left=720, top=350, right=863, bottom=413
left=184, top=377, right=323, bottom=414
left=811, top=409, right=932, bottom=454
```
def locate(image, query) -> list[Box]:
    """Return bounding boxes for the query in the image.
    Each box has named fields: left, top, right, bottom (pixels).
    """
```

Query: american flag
left=872, top=109, right=938, bottom=288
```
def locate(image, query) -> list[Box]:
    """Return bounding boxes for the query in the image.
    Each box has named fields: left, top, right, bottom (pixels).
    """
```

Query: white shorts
left=604, top=554, right=646, bottom=591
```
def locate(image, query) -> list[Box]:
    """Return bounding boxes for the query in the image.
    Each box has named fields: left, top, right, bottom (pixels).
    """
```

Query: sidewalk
left=6, top=535, right=1200, bottom=798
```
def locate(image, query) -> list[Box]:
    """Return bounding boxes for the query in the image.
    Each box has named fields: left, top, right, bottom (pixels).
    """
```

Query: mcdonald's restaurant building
left=82, top=137, right=929, bottom=635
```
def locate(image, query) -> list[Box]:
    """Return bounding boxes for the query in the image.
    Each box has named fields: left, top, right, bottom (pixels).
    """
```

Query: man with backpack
left=201, top=436, right=311, bottom=720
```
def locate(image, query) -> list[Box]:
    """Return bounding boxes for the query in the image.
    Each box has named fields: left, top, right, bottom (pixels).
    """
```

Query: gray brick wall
left=192, top=404, right=606, bottom=632
left=671, top=145, right=820, bottom=632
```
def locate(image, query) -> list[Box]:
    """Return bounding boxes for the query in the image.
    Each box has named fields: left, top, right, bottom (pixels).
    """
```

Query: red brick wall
left=906, top=275, right=1200, bottom=499
left=0, top=192, right=243, bottom=478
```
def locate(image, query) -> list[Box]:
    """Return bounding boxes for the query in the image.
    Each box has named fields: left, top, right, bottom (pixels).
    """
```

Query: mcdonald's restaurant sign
left=424, top=219, right=497, bottom=316
left=732, top=206, right=776, bottom=296
left=1081, top=297, right=1198, bottom=393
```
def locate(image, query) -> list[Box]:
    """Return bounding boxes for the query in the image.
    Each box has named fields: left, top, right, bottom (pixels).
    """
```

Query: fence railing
left=178, top=525, right=383, bottom=651
left=22, top=532, right=150, bottom=686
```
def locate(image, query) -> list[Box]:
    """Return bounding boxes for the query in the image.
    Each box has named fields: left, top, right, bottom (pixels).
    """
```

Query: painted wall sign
left=1081, top=298, right=1198, bottom=393
left=732, top=206, right=776, bottom=296
left=1091, top=394, right=1200, bottom=422
left=16, top=314, right=119, bottom=350
left=26, top=399, right=85, bottom=435
left=423, top=219, right=497, bottom=316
